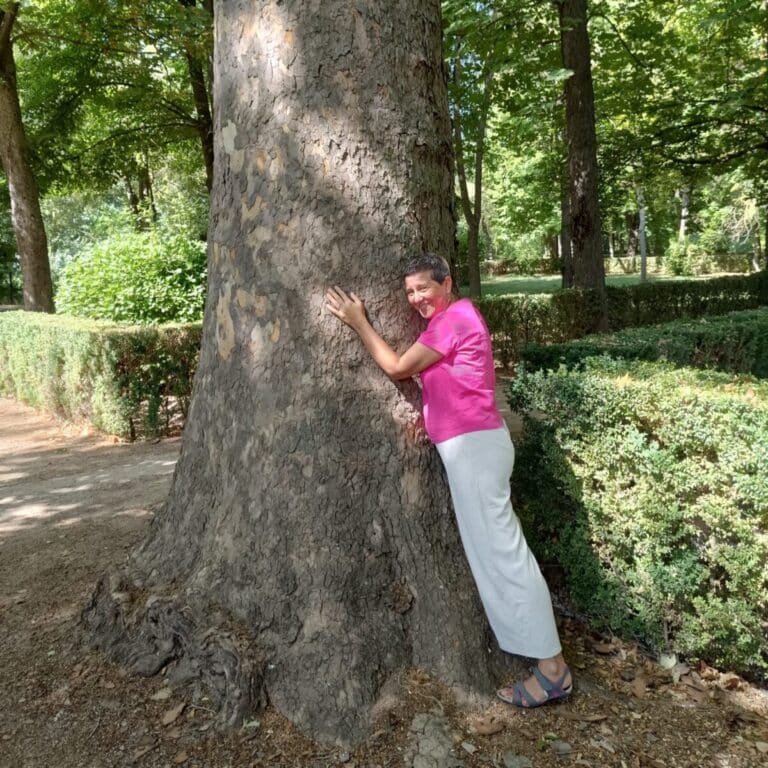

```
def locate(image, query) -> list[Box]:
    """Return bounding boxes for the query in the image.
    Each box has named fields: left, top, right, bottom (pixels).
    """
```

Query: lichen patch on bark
left=215, top=284, right=236, bottom=360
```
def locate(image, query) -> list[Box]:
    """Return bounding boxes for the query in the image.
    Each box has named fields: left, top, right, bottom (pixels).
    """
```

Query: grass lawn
left=468, top=272, right=743, bottom=297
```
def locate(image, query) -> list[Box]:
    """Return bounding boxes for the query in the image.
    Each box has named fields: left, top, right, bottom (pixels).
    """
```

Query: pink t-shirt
left=417, top=299, right=503, bottom=443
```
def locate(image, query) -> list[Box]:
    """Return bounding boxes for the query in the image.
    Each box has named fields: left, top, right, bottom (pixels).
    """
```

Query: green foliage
left=508, top=357, right=768, bottom=672
left=17, top=0, right=213, bottom=194
left=479, top=271, right=768, bottom=365
left=520, top=308, right=768, bottom=378
left=56, top=230, right=207, bottom=324
left=0, top=311, right=201, bottom=438
left=664, top=237, right=714, bottom=277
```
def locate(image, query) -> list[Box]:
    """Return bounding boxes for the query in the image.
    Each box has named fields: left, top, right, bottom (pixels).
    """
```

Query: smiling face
left=404, top=270, right=453, bottom=320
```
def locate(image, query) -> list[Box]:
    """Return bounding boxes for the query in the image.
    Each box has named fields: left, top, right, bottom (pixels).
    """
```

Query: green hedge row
left=520, top=308, right=768, bottom=377
left=509, top=357, right=768, bottom=674
left=478, top=271, right=768, bottom=366
left=0, top=311, right=201, bottom=438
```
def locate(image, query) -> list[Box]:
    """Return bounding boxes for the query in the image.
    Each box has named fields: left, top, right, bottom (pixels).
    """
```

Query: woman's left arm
left=326, top=286, right=442, bottom=380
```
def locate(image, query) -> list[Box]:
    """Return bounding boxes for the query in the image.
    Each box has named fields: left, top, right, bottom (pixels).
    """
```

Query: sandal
left=496, top=665, right=573, bottom=708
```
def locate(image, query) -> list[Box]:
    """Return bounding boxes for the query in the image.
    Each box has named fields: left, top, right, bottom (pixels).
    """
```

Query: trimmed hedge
left=520, top=308, right=768, bottom=377
left=0, top=311, right=201, bottom=438
left=508, top=357, right=768, bottom=674
left=478, top=271, right=768, bottom=366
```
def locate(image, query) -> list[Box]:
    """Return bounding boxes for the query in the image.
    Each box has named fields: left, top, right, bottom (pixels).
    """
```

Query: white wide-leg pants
left=436, top=426, right=562, bottom=659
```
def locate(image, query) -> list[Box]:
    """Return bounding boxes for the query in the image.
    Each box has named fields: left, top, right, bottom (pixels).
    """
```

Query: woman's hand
left=325, top=286, right=367, bottom=331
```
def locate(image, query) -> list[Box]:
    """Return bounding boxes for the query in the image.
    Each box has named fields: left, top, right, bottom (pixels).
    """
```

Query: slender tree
left=0, top=2, right=53, bottom=312
left=558, top=0, right=605, bottom=296
left=83, top=0, right=511, bottom=745
left=179, top=0, right=214, bottom=190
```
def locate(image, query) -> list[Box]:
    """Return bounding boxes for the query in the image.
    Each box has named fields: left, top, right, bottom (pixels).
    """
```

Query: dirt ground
left=1, top=396, right=767, bottom=768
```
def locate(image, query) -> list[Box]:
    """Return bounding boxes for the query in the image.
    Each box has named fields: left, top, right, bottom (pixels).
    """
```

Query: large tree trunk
left=0, top=5, right=54, bottom=313
left=82, top=0, right=510, bottom=746
left=558, top=0, right=605, bottom=302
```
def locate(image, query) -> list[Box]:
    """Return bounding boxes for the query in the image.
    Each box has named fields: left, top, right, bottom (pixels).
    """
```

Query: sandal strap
left=532, top=665, right=571, bottom=698
left=513, top=680, right=539, bottom=707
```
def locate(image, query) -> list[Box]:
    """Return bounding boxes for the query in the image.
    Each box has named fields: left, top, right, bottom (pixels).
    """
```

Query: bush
left=520, top=308, right=768, bottom=378
left=478, top=271, right=768, bottom=366
left=664, top=237, right=714, bottom=276
left=508, top=357, right=768, bottom=673
left=0, top=311, right=201, bottom=438
left=56, top=231, right=207, bottom=324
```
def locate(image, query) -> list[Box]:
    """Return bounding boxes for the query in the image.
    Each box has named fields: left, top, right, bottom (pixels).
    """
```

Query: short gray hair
left=403, top=253, right=451, bottom=283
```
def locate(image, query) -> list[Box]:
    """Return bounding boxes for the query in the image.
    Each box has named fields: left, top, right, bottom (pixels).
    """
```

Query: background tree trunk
left=453, top=59, right=491, bottom=299
left=558, top=0, right=605, bottom=304
left=0, top=4, right=54, bottom=313
left=83, top=0, right=510, bottom=746
left=637, top=186, right=647, bottom=281
left=677, top=186, right=690, bottom=242
left=179, top=0, right=215, bottom=191
left=559, top=157, right=573, bottom=288
left=625, top=210, right=639, bottom=269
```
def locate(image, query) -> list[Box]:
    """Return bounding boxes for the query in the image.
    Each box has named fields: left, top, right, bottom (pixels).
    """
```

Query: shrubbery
left=478, top=271, right=768, bottom=365
left=508, top=357, right=768, bottom=673
left=0, top=311, right=201, bottom=438
left=55, top=231, right=207, bottom=324
left=520, top=308, right=768, bottom=377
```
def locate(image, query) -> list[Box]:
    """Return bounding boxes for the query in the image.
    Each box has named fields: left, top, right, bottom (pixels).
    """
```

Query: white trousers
left=436, top=426, right=562, bottom=659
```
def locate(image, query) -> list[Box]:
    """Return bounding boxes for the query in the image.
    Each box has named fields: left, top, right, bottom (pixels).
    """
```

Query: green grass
left=467, top=272, right=743, bottom=297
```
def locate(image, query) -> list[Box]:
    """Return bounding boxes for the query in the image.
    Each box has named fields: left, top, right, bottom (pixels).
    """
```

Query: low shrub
left=520, top=308, right=768, bottom=378
left=508, top=357, right=768, bottom=674
left=55, top=231, right=206, bottom=324
left=0, top=311, right=201, bottom=438
left=478, top=271, right=768, bottom=366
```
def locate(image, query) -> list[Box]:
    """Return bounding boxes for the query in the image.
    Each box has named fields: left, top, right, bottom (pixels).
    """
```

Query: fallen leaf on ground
left=639, top=754, right=666, bottom=767
left=470, top=715, right=504, bottom=735
left=755, top=742, right=768, bottom=754
left=632, top=675, right=648, bottom=698
left=681, top=675, right=707, bottom=692
left=683, top=686, right=708, bottom=704
left=729, top=708, right=763, bottom=726
left=131, top=745, right=154, bottom=761
left=556, top=711, right=607, bottom=723
left=172, top=750, right=188, bottom=764
left=589, top=737, right=616, bottom=754
left=150, top=687, right=172, bottom=701
left=551, top=740, right=573, bottom=756
left=161, top=702, right=186, bottom=726
left=166, top=727, right=182, bottom=739
left=720, top=674, right=742, bottom=690
left=590, top=641, right=616, bottom=655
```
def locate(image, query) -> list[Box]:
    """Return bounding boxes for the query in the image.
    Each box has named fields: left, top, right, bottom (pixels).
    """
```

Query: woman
left=325, top=253, right=571, bottom=708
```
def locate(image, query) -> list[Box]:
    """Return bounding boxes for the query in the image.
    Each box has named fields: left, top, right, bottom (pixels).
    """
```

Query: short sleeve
left=417, top=312, right=459, bottom=356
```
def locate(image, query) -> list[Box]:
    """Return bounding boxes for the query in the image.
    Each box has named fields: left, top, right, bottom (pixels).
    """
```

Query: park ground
left=1, top=396, right=767, bottom=768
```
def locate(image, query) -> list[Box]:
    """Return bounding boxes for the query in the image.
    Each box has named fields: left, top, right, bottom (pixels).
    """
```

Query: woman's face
left=404, top=271, right=453, bottom=320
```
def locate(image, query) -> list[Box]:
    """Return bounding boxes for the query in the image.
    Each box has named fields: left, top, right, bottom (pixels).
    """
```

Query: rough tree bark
left=82, top=0, right=510, bottom=746
left=0, top=3, right=54, bottom=313
left=558, top=0, right=605, bottom=303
